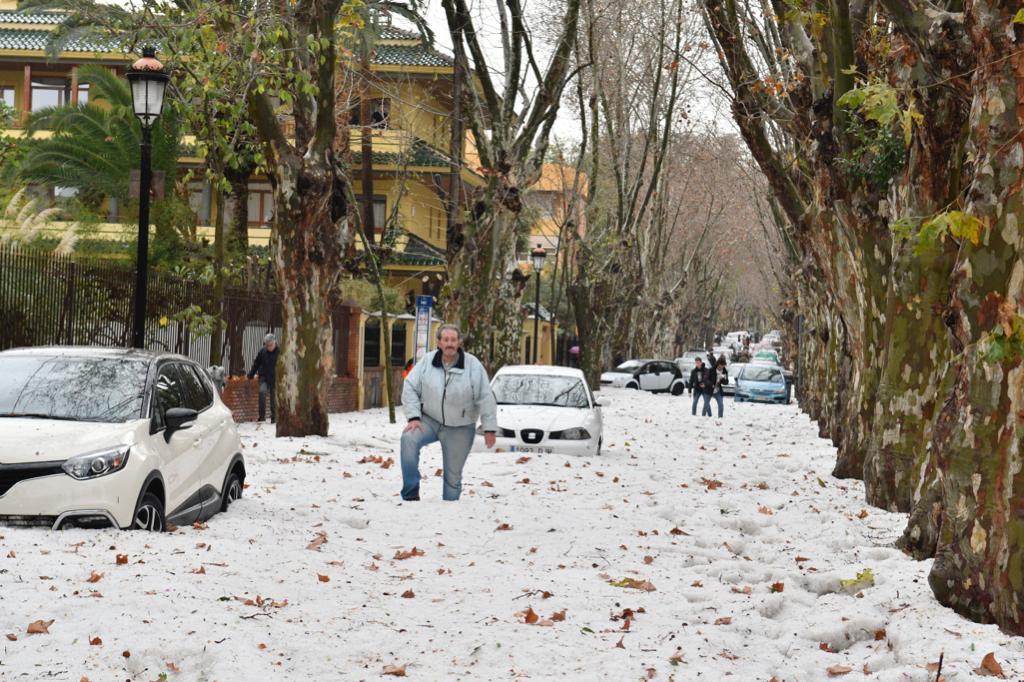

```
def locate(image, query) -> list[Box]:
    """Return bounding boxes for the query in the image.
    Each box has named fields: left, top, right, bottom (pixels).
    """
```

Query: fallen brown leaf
left=306, top=532, right=328, bottom=551
left=258, top=643, right=267, bottom=650
left=610, top=577, right=656, bottom=592
left=551, top=610, right=566, bottom=622
left=701, top=478, right=723, bottom=490
left=827, top=665, right=852, bottom=676
left=714, top=616, right=732, bottom=625
left=873, top=629, right=886, bottom=641
left=516, top=456, right=531, bottom=464
left=730, top=585, right=752, bottom=594
left=495, top=523, right=513, bottom=531
left=691, top=580, right=703, bottom=587
left=643, top=555, right=654, bottom=564
left=167, top=661, right=181, bottom=673
left=89, top=636, right=102, bottom=646
left=5, top=633, right=16, bottom=641
left=393, top=547, right=425, bottom=560
left=26, top=620, right=53, bottom=635
left=615, top=636, right=625, bottom=649
left=401, top=590, right=415, bottom=598
left=317, top=573, right=330, bottom=583
left=382, top=664, right=407, bottom=677
left=115, top=554, right=128, bottom=565
left=86, top=571, right=103, bottom=583
left=669, top=527, right=689, bottom=536
left=524, top=607, right=539, bottom=624
left=191, top=566, right=206, bottom=575
left=975, top=652, right=1006, bottom=678
left=770, top=582, right=785, bottom=593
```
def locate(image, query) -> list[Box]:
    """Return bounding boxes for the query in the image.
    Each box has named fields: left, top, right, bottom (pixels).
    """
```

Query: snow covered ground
left=1, top=388, right=1022, bottom=681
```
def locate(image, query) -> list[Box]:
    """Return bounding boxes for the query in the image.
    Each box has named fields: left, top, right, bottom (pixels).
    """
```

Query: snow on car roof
left=495, top=365, right=586, bottom=379
left=0, top=346, right=181, bottom=363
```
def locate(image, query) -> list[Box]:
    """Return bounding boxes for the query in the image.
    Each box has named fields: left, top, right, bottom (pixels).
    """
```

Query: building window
left=0, top=86, right=14, bottom=108
left=391, top=322, right=407, bottom=364
left=31, top=77, right=70, bottom=111
left=373, top=197, right=387, bottom=230
left=247, top=188, right=274, bottom=227
left=350, top=98, right=391, bottom=129
left=77, top=83, right=89, bottom=105
left=363, top=319, right=381, bottom=367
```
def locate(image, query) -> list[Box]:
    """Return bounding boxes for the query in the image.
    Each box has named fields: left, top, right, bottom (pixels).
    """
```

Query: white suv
left=0, top=347, right=245, bottom=531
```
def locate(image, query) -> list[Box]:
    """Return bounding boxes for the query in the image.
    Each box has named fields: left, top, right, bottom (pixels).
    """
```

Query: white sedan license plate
left=511, top=446, right=552, bottom=454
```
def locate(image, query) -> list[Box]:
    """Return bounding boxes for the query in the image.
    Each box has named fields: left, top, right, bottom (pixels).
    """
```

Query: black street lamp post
left=530, top=244, right=546, bottom=364
left=126, top=47, right=169, bottom=349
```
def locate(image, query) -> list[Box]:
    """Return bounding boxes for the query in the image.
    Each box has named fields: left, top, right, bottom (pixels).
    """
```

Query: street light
left=126, top=46, right=169, bottom=349
left=530, top=244, right=546, bottom=364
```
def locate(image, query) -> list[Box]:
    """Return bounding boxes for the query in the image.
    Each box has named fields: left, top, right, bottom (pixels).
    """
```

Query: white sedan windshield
left=0, top=356, right=149, bottom=422
left=493, top=375, right=590, bottom=408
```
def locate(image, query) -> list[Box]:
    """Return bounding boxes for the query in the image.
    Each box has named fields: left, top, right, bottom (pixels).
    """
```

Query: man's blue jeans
left=400, top=414, right=476, bottom=501
left=692, top=391, right=712, bottom=416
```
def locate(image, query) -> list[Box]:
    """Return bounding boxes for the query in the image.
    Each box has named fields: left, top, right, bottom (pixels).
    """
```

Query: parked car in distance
left=624, top=360, right=687, bottom=394
left=763, top=330, right=782, bottom=347
left=734, top=364, right=791, bottom=404
left=473, top=365, right=604, bottom=457
left=723, top=362, right=746, bottom=396
left=600, top=359, right=655, bottom=388
left=724, top=331, right=750, bottom=352
left=0, top=347, right=246, bottom=531
left=752, top=349, right=781, bottom=365
left=711, top=346, right=734, bottom=362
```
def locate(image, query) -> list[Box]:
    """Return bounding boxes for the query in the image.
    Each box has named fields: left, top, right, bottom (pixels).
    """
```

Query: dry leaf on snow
left=5, top=633, right=16, bottom=641
left=306, top=532, right=328, bottom=551
left=770, top=582, right=785, bottom=593
left=89, top=636, right=102, bottom=646
left=393, top=547, right=425, bottom=560
left=86, top=571, right=103, bottom=583
left=401, top=590, right=415, bottom=599
left=495, top=523, right=513, bottom=531
left=609, top=577, right=656, bottom=591
left=975, top=652, right=1006, bottom=678
left=516, top=456, right=531, bottom=464
left=714, top=617, right=732, bottom=625
left=26, top=620, right=53, bottom=635
left=383, top=664, right=407, bottom=677
left=826, top=665, right=852, bottom=676
left=115, top=554, right=128, bottom=565
left=317, top=574, right=330, bottom=583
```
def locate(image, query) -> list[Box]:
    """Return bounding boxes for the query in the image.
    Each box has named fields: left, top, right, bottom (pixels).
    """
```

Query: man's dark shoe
left=402, top=495, right=420, bottom=501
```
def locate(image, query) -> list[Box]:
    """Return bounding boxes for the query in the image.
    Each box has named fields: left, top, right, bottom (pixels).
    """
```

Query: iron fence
left=0, top=244, right=356, bottom=376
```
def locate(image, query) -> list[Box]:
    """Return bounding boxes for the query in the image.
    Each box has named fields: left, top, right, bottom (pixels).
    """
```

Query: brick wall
left=221, top=376, right=359, bottom=422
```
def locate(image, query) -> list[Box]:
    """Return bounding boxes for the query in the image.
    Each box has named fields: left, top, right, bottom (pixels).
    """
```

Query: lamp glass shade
left=128, top=74, right=167, bottom=127
left=531, top=246, right=546, bottom=271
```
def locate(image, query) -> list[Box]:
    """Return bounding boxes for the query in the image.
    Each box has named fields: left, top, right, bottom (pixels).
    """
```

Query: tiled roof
left=0, top=27, right=114, bottom=53
left=372, top=44, right=451, bottom=68
left=388, top=228, right=446, bottom=267
left=353, top=138, right=452, bottom=169
left=0, top=12, right=64, bottom=24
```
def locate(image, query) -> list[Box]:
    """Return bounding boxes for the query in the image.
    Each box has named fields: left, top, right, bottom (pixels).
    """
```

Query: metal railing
left=0, top=244, right=356, bottom=376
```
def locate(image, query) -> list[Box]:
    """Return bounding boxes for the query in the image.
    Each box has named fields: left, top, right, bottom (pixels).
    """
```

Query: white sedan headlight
left=558, top=428, right=591, bottom=440
left=61, top=446, right=130, bottom=480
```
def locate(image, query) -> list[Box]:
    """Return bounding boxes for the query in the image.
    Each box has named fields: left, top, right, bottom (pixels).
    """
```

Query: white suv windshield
left=0, top=356, right=149, bottom=422
left=493, top=374, right=590, bottom=408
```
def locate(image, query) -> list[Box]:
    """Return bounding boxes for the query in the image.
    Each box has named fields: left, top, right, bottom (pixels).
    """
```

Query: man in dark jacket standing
left=690, top=358, right=712, bottom=417
left=247, top=333, right=279, bottom=423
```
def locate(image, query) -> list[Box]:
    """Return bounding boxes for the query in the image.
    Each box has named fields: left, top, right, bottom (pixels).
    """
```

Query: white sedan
left=474, top=365, right=604, bottom=456
left=0, top=347, right=246, bottom=531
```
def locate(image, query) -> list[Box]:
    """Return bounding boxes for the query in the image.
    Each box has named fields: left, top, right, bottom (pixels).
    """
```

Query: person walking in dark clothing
left=247, top=333, right=279, bottom=423
left=689, top=358, right=713, bottom=417
left=711, top=356, right=729, bottom=418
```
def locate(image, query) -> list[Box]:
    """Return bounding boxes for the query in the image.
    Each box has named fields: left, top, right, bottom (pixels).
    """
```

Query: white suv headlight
left=61, top=446, right=130, bottom=480
left=560, top=428, right=591, bottom=440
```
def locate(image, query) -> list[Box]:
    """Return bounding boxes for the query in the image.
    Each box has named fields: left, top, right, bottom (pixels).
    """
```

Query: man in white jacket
left=400, top=324, right=498, bottom=501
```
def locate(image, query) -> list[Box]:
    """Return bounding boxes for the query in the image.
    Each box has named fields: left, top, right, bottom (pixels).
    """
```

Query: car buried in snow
left=473, top=365, right=605, bottom=457
left=600, top=359, right=655, bottom=388
left=734, top=363, right=791, bottom=404
left=0, top=347, right=246, bottom=531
